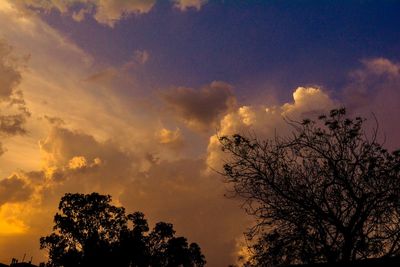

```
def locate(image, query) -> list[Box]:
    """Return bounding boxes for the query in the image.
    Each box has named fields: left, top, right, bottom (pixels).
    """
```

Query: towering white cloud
left=207, top=87, right=336, bottom=171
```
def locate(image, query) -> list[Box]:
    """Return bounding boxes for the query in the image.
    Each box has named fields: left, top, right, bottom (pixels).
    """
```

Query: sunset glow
left=0, top=1, right=399, bottom=266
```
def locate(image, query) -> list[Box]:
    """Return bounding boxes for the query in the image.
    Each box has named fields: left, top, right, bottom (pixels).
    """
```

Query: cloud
left=0, top=175, right=32, bottom=206
left=282, top=86, right=335, bottom=114
left=3, top=1, right=397, bottom=265
left=0, top=117, right=248, bottom=265
left=0, top=40, right=22, bottom=100
left=0, top=40, right=30, bottom=154
left=0, top=113, right=27, bottom=136
left=84, top=68, right=119, bottom=83
left=0, top=2, right=240, bottom=263
left=172, top=0, right=208, bottom=11
left=14, top=0, right=156, bottom=27
left=161, top=81, right=237, bottom=132
left=207, top=86, right=336, bottom=170
left=361, top=57, right=400, bottom=77
left=345, top=58, right=400, bottom=101
left=343, top=58, right=400, bottom=150
left=38, top=126, right=139, bottom=188
left=156, top=127, right=184, bottom=151
left=14, top=0, right=206, bottom=26
left=83, top=50, right=149, bottom=90
left=43, top=115, right=65, bottom=126
left=5, top=123, right=247, bottom=266
left=92, top=0, right=155, bottom=27
left=0, top=124, right=139, bottom=260
left=133, top=49, right=149, bottom=65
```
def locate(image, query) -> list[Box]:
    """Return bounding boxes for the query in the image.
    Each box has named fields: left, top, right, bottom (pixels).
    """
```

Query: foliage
left=220, top=108, right=400, bottom=266
left=40, top=193, right=206, bottom=267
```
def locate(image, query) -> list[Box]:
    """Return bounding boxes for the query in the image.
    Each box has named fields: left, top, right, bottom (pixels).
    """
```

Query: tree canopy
left=220, top=108, right=400, bottom=266
left=40, top=192, right=205, bottom=267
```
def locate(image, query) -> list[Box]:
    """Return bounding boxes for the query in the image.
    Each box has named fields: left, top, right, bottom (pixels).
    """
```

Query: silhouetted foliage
left=40, top=193, right=205, bottom=267
left=220, top=108, right=400, bottom=266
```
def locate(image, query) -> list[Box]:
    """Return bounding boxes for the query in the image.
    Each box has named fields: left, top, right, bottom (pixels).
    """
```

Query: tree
left=40, top=193, right=206, bottom=267
left=219, top=108, right=400, bottom=266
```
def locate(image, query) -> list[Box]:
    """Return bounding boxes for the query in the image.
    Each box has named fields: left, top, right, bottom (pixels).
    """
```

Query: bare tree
left=219, top=108, right=400, bottom=266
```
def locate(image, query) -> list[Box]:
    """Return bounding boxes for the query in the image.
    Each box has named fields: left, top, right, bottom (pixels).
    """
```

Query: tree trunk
left=342, top=234, right=353, bottom=262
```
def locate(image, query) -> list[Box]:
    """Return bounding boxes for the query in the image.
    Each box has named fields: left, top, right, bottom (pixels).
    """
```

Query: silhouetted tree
left=219, top=108, right=400, bottom=266
left=40, top=193, right=205, bottom=267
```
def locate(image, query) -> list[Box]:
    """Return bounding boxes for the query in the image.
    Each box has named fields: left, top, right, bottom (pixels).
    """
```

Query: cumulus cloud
left=161, top=81, right=237, bottom=132
left=172, top=0, right=208, bottom=11
left=14, top=0, right=156, bottom=27
left=38, top=126, right=139, bottom=190
left=282, top=87, right=335, bottom=115
left=207, top=86, right=336, bottom=170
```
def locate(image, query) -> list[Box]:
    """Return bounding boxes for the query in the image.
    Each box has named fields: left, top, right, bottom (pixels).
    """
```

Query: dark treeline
left=39, top=193, right=205, bottom=267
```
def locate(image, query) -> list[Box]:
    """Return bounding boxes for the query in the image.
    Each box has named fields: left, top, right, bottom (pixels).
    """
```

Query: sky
left=0, top=0, right=399, bottom=266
